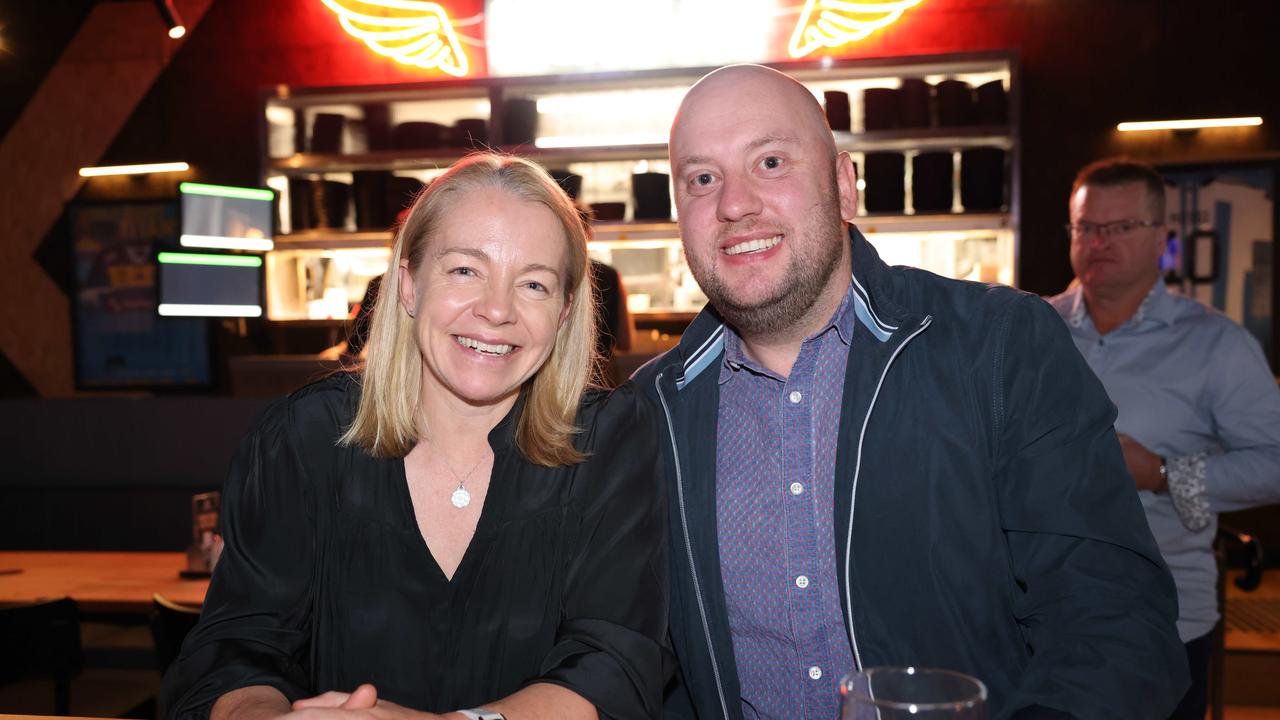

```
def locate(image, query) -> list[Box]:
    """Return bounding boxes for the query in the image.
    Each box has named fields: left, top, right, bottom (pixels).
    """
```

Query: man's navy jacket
left=634, top=228, right=1188, bottom=720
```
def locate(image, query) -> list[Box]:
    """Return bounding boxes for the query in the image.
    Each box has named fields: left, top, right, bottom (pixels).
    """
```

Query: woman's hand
left=288, top=684, right=457, bottom=719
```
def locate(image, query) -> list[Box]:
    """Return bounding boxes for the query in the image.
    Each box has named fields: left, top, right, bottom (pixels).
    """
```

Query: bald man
left=633, top=65, right=1186, bottom=719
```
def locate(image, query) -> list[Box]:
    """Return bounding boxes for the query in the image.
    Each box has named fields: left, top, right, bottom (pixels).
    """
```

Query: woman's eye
left=524, top=281, right=547, bottom=293
left=450, top=266, right=475, bottom=277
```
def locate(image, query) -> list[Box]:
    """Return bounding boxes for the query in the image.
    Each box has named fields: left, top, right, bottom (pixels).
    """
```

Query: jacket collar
left=665, top=225, right=922, bottom=391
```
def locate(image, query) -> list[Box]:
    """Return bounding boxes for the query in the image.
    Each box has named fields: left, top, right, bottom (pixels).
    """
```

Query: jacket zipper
left=844, top=315, right=933, bottom=670
left=656, top=370, right=731, bottom=720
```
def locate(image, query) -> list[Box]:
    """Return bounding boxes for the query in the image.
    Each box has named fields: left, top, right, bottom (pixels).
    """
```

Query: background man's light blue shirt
left=1049, top=281, right=1280, bottom=641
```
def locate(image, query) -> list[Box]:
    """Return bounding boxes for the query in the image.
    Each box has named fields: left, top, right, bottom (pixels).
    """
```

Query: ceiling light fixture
left=155, top=0, right=187, bottom=39
left=78, top=161, right=191, bottom=177
left=1117, top=117, right=1263, bottom=132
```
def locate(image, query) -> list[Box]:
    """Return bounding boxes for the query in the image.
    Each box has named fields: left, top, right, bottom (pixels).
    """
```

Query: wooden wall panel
left=0, top=0, right=213, bottom=397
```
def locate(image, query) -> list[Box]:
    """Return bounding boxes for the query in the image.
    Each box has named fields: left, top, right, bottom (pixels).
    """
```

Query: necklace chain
left=440, top=454, right=484, bottom=485
left=427, top=437, right=485, bottom=509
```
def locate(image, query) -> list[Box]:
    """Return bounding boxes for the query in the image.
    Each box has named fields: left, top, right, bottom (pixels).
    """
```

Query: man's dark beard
left=696, top=187, right=845, bottom=338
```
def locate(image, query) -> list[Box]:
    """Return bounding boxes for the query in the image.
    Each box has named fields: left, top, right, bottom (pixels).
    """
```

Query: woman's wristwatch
left=457, top=709, right=505, bottom=720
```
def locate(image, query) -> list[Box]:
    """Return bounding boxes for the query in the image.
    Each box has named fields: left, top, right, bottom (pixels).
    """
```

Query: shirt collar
left=1139, top=279, right=1178, bottom=326
left=1067, top=279, right=1174, bottom=333
left=720, top=284, right=856, bottom=384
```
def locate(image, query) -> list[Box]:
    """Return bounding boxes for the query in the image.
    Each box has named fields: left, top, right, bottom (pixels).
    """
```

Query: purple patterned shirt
left=716, top=287, right=857, bottom=720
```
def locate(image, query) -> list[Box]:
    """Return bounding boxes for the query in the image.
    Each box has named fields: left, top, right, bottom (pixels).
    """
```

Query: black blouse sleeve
left=161, top=390, right=327, bottom=719
left=533, top=383, right=671, bottom=720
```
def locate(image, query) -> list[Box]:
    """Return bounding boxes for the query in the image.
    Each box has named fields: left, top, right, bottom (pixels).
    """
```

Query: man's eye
left=694, top=173, right=714, bottom=186
left=1115, top=222, right=1136, bottom=234
left=450, top=267, right=475, bottom=276
left=761, top=156, right=782, bottom=170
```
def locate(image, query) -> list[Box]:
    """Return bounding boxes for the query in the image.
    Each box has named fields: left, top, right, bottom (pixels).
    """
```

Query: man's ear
left=835, top=151, right=858, bottom=222
left=1150, top=224, right=1169, bottom=264
left=397, top=258, right=417, bottom=317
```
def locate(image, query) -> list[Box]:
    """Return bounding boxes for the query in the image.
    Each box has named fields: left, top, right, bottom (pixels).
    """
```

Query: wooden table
left=0, top=551, right=208, bottom=614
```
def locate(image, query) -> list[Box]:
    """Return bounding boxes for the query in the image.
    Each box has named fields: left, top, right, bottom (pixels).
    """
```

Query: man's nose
left=716, top=172, right=763, bottom=223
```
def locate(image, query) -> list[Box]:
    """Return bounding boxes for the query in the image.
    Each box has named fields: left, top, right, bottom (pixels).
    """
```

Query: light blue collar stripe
left=684, top=323, right=725, bottom=372
left=850, top=273, right=898, bottom=334
left=677, top=332, right=725, bottom=390
left=853, top=295, right=893, bottom=342
left=852, top=285, right=894, bottom=342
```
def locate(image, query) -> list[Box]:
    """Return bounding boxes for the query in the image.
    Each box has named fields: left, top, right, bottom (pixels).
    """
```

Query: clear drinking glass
left=840, top=666, right=987, bottom=719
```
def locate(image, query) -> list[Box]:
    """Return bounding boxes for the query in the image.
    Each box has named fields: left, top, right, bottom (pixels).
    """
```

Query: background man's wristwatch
left=457, top=709, right=505, bottom=720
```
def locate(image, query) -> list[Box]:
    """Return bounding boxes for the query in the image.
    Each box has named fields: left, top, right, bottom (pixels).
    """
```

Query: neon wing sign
left=321, top=0, right=471, bottom=77
left=788, top=0, right=925, bottom=59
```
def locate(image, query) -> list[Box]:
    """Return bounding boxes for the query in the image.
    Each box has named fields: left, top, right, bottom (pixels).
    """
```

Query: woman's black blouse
left=162, top=374, right=668, bottom=719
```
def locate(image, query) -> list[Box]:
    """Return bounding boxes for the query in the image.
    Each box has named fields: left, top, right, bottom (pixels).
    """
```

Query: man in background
left=1049, top=157, right=1280, bottom=720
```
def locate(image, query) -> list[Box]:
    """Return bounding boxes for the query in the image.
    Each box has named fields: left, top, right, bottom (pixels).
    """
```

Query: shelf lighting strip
left=158, top=252, right=263, bottom=267
left=180, top=234, right=275, bottom=252
left=158, top=304, right=263, bottom=318
left=179, top=182, right=275, bottom=201
left=78, top=161, right=190, bottom=177
left=1117, top=117, right=1262, bottom=132
left=534, top=133, right=669, bottom=149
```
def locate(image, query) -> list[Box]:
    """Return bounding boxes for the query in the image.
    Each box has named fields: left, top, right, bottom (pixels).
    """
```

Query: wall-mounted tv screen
left=179, top=182, right=274, bottom=251
left=157, top=251, right=263, bottom=318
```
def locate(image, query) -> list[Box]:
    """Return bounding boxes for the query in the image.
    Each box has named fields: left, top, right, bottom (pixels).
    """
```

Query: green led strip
left=179, top=182, right=274, bottom=202
left=158, top=252, right=263, bottom=268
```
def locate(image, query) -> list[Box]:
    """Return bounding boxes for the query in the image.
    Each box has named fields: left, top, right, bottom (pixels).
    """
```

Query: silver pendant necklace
left=438, top=451, right=484, bottom=509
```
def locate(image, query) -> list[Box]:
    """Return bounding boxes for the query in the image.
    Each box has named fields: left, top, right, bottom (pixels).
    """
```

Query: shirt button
left=788, top=390, right=803, bottom=404
left=789, top=482, right=804, bottom=496
left=795, top=575, right=810, bottom=589
left=808, top=666, right=823, bottom=680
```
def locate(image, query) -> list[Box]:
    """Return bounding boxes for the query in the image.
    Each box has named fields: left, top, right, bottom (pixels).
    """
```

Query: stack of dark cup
left=290, top=106, right=482, bottom=232
left=822, top=79, right=1008, bottom=214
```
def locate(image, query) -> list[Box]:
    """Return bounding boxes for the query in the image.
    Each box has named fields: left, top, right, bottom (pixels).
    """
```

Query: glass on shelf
left=266, top=247, right=390, bottom=321
left=589, top=235, right=704, bottom=316
left=864, top=225, right=1014, bottom=287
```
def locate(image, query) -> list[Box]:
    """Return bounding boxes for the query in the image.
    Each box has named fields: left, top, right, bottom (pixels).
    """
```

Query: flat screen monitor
left=157, top=251, right=263, bottom=318
left=179, top=182, right=275, bottom=251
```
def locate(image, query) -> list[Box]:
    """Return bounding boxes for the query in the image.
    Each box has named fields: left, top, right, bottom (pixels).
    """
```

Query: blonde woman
left=163, top=155, right=667, bottom=720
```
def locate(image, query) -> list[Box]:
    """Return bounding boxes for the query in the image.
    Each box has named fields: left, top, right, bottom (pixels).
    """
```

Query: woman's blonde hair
left=341, top=153, right=596, bottom=466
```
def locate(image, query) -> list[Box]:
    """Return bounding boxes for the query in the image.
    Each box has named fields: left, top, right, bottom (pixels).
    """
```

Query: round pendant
left=450, top=486, right=472, bottom=509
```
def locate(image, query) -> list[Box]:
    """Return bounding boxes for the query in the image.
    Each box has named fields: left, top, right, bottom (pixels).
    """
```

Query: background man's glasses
left=1066, top=219, right=1161, bottom=240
